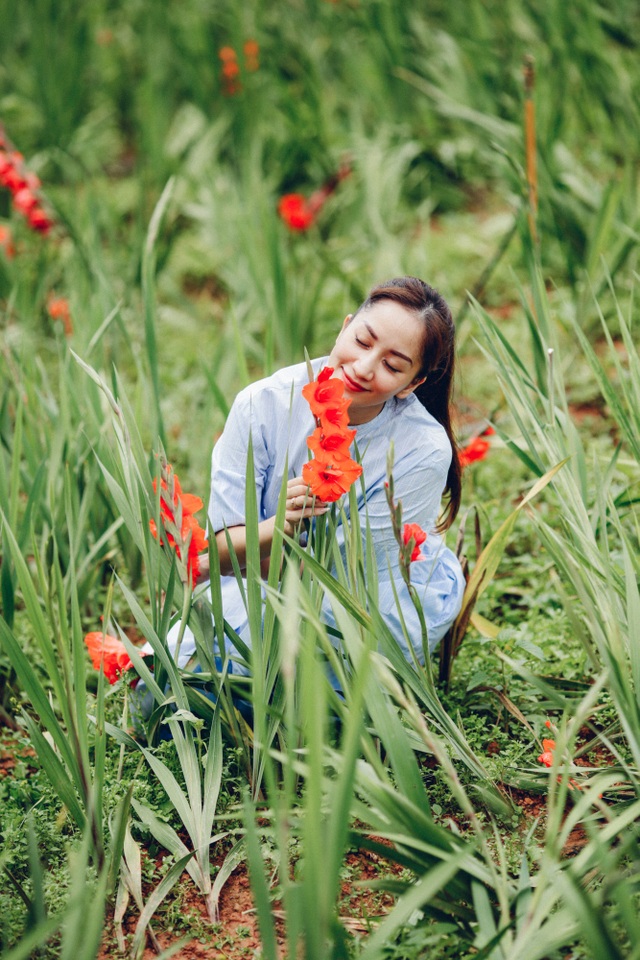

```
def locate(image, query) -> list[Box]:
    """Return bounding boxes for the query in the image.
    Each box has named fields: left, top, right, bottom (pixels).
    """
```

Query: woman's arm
left=197, top=476, right=328, bottom=580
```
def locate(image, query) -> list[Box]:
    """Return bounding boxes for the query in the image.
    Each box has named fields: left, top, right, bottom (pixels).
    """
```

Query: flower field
left=1, top=1, right=639, bottom=958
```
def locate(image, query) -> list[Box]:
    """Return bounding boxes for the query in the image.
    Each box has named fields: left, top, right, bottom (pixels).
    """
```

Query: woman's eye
left=385, top=361, right=400, bottom=373
left=355, top=337, right=369, bottom=347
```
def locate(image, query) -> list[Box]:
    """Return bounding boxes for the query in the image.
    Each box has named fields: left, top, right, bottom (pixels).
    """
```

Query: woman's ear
left=395, top=375, right=426, bottom=399
left=335, top=314, right=352, bottom=342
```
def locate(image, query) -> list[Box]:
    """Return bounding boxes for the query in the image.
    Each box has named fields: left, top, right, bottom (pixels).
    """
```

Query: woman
left=170, top=276, right=465, bottom=675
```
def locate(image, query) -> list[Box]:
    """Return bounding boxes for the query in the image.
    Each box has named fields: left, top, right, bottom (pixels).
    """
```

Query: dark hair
left=356, top=276, right=461, bottom=530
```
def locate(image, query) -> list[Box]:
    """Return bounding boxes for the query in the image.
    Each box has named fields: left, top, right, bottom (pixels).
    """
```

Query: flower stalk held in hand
left=301, top=366, right=362, bottom=502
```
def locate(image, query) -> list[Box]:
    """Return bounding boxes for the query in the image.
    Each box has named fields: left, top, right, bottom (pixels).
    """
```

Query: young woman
left=168, top=275, right=465, bottom=675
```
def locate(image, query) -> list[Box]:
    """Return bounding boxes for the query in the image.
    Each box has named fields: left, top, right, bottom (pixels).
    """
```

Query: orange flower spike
left=153, top=470, right=203, bottom=521
left=402, top=522, right=427, bottom=562
left=219, top=46, right=237, bottom=62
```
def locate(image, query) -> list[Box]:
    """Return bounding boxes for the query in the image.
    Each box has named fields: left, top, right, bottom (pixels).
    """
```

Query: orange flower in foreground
left=84, top=631, right=145, bottom=684
left=302, top=453, right=362, bottom=502
left=402, top=522, right=427, bottom=562
left=459, top=436, right=490, bottom=468
left=278, top=193, right=315, bottom=231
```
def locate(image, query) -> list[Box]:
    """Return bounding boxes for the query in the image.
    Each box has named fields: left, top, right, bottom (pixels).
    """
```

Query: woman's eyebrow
left=363, top=322, right=413, bottom=363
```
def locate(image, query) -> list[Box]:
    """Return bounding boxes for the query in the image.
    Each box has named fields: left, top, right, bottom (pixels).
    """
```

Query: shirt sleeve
left=207, top=388, right=270, bottom=531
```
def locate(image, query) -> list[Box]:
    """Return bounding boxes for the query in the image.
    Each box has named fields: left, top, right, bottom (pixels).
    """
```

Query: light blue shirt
left=200, top=358, right=465, bottom=672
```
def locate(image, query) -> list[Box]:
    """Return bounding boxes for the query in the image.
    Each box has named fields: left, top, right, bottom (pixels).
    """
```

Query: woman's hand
left=284, top=476, right=329, bottom=536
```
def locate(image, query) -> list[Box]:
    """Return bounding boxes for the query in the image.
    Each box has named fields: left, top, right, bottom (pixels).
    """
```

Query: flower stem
left=172, top=582, right=194, bottom=667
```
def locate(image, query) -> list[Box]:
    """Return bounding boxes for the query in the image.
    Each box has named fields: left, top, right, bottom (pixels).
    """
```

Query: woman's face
left=327, top=299, right=426, bottom=425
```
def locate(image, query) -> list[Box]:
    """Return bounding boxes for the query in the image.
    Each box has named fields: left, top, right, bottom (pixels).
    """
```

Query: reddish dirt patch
left=98, top=838, right=404, bottom=958
left=0, top=730, right=37, bottom=777
left=506, top=786, right=592, bottom=858
left=99, top=863, right=275, bottom=960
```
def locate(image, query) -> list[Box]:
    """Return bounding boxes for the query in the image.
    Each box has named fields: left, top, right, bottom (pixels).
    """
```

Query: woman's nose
left=353, top=356, right=375, bottom=379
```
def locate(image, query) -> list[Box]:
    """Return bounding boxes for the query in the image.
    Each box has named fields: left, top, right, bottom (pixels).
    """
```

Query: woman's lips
left=342, top=371, right=366, bottom=393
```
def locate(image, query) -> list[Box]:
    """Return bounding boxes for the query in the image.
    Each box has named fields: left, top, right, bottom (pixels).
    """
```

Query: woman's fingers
left=285, top=476, right=327, bottom=511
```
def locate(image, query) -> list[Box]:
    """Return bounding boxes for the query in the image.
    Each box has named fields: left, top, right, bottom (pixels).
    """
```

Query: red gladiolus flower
left=302, top=368, right=346, bottom=416
left=307, top=425, right=356, bottom=459
left=302, top=453, right=362, bottom=502
left=84, top=631, right=144, bottom=684
left=0, top=155, right=26, bottom=193
left=537, top=738, right=556, bottom=768
left=27, top=207, right=53, bottom=234
left=153, top=468, right=204, bottom=525
left=150, top=463, right=207, bottom=584
left=13, top=187, right=38, bottom=215
left=278, top=193, right=315, bottom=231
left=459, top=436, right=490, bottom=468
left=402, top=522, right=427, bottom=562
left=302, top=365, right=351, bottom=430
